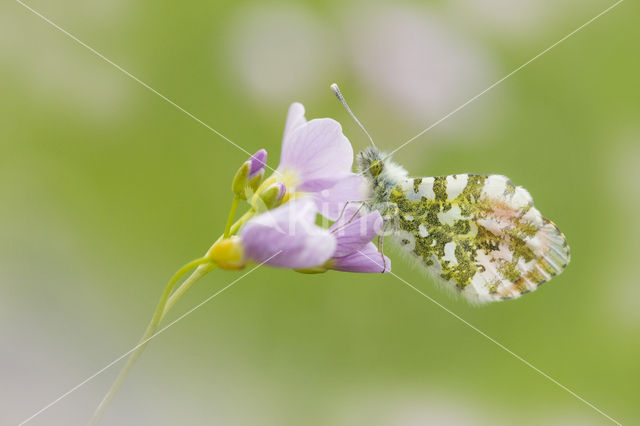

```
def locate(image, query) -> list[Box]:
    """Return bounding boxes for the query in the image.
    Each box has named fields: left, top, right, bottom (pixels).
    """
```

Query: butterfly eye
left=369, top=160, right=383, bottom=177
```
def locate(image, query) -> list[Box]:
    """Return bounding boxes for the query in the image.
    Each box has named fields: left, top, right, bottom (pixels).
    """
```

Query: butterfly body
left=357, top=146, right=570, bottom=303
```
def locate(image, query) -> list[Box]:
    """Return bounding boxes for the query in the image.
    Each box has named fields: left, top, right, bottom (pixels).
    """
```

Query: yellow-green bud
left=247, top=172, right=264, bottom=193
left=208, top=236, right=245, bottom=270
left=252, top=182, right=286, bottom=212
left=232, top=161, right=250, bottom=199
left=232, top=149, right=267, bottom=199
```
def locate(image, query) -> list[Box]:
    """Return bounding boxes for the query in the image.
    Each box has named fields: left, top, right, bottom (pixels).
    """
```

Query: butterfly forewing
left=389, top=174, right=570, bottom=302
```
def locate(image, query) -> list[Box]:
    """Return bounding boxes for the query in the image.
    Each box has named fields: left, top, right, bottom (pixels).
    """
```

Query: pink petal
left=332, top=242, right=391, bottom=273
left=331, top=210, right=384, bottom=258
left=240, top=199, right=336, bottom=269
left=313, top=173, right=369, bottom=220
left=278, top=118, right=354, bottom=191
left=282, top=102, right=307, bottom=154
left=248, top=149, right=268, bottom=178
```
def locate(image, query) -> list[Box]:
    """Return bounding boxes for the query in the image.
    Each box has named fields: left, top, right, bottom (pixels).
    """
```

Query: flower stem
left=229, top=209, right=254, bottom=235
left=88, top=256, right=212, bottom=426
left=223, top=197, right=240, bottom=238
left=88, top=207, right=255, bottom=425
left=162, top=262, right=217, bottom=318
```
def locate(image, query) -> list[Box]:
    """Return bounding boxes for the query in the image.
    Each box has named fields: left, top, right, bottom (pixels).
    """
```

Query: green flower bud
left=232, top=149, right=267, bottom=200
left=231, top=161, right=250, bottom=199
left=252, top=182, right=286, bottom=212
left=247, top=172, right=264, bottom=193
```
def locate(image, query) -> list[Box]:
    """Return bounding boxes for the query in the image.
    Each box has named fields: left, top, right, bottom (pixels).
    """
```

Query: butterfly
left=331, top=84, right=570, bottom=303
left=357, top=147, right=570, bottom=302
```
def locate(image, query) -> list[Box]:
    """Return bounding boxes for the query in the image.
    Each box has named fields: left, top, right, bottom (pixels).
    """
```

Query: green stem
left=162, top=263, right=217, bottom=319
left=88, top=256, right=211, bottom=426
left=229, top=209, right=254, bottom=235
left=89, top=207, right=256, bottom=425
left=165, top=210, right=254, bottom=320
left=223, top=197, right=240, bottom=238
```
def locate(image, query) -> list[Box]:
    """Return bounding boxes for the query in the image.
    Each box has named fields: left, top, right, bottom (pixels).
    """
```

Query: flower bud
left=231, top=161, right=250, bottom=199
left=252, top=182, right=286, bottom=212
left=247, top=149, right=267, bottom=192
left=231, top=149, right=268, bottom=199
left=208, top=236, right=245, bottom=270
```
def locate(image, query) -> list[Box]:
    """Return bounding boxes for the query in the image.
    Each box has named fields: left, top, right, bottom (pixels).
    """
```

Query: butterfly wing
left=389, top=174, right=570, bottom=302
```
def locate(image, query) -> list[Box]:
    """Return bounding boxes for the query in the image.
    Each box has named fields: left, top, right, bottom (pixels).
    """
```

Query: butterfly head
left=358, top=146, right=386, bottom=179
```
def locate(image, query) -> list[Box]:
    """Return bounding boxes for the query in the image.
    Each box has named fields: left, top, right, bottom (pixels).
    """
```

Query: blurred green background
left=1, top=0, right=638, bottom=425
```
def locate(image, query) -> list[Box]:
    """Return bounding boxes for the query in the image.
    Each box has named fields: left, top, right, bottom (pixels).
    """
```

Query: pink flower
left=209, top=104, right=390, bottom=274
left=235, top=199, right=336, bottom=269
left=274, top=103, right=367, bottom=219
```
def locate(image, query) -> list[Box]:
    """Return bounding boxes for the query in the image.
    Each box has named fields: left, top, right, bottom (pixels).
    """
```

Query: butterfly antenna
left=330, top=83, right=376, bottom=148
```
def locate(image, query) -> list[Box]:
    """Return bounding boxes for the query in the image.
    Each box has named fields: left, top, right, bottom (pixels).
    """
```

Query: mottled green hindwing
left=388, top=173, right=570, bottom=302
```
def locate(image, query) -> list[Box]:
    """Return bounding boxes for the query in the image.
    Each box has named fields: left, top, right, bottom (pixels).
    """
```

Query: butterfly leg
left=334, top=200, right=367, bottom=223
left=345, top=202, right=365, bottom=224
left=375, top=202, right=399, bottom=273
left=331, top=201, right=370, bottom=236
left=376, top=207, right=398, bottom=273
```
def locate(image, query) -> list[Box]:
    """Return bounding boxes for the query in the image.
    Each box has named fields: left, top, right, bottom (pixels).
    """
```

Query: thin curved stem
left=229, top=209, right=254, bottom=235
left=223, top=197, right=240, bottom=238
left=163, top=209, right=255, bottom=318
left=148, top=257, right=211, bottom=329
left=162, top=263, right=217, bottom=319
left=204, top=209, right=254, bottom=258
left=88, top=256, right=211, bottom=426
left=88, top=207, right=255, bottom=425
